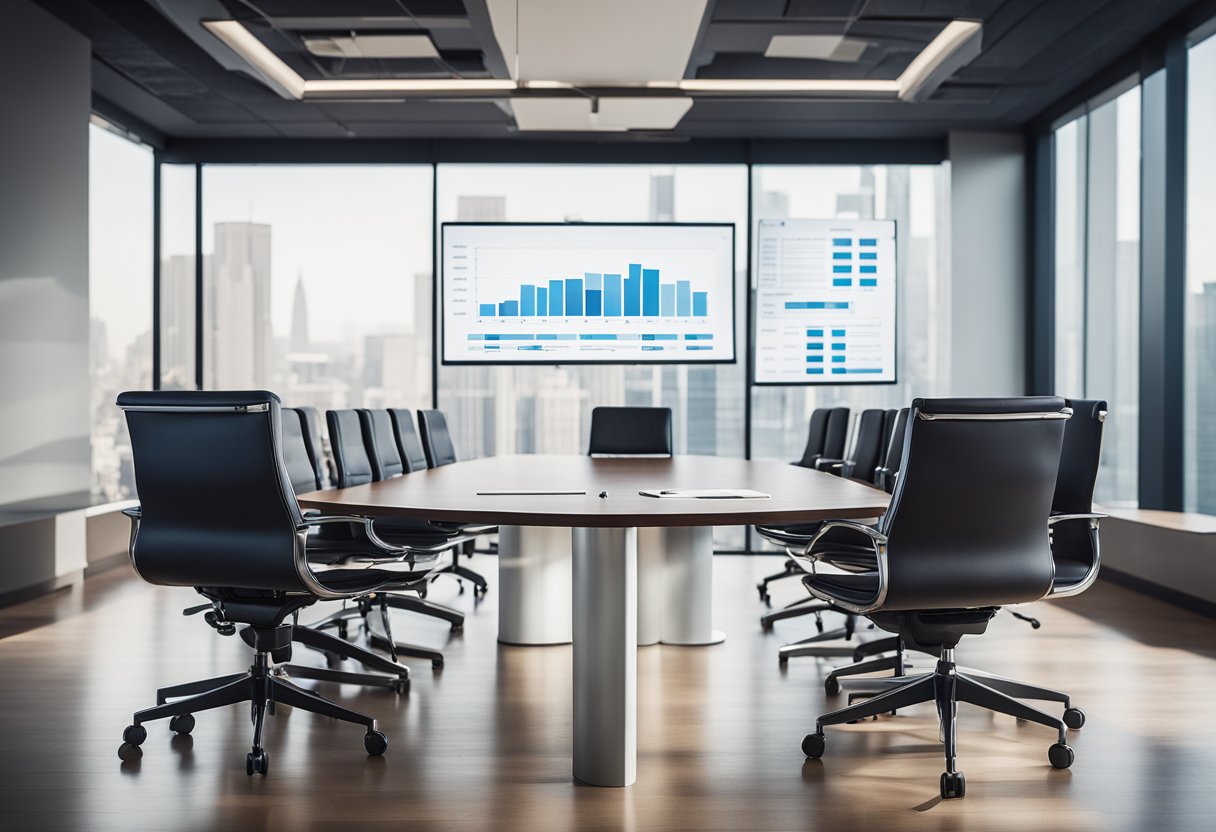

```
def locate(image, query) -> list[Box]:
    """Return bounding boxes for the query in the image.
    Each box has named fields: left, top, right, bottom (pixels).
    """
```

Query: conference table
left=300, top=454, right=889, bottom=787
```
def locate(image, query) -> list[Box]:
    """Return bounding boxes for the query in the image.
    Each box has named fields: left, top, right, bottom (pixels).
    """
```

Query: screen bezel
left=749, top=217, right=899, bottom=387
left=439, top=221, right=738, bottom=367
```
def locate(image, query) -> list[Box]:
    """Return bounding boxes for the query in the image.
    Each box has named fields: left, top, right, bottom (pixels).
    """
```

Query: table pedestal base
left=497, top=525, right=573, bottom=645
left=572, top=527, right=637, bottom=788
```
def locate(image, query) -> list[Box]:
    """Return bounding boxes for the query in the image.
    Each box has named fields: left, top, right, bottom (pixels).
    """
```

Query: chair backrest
left=327, top=409, right=375, bottom=488
left=282, top=407, right=322, bottom=493
left=118, top=390, right=309, bottom=592
left=294, top=405, right=327, bottom=488
left=358, top=409, right=404, bottom=482
left=1052, top=398, right=1106, bottom=563
left=880, top=409, right=898, bottom=454
left=846, top=409, right=888, bottom=482
left=388, top=408, right=429, bottom=473
left=417, top=409, right=458, bottom=468
left=874, top=407, right=910, bottom=493
left=795, top=408, right=832, bottom=467
left=822, top=407, right=851, bottom=459
left=878, top=397, right=1068, bottom=611
left=588, top=406, right=673, bottom=456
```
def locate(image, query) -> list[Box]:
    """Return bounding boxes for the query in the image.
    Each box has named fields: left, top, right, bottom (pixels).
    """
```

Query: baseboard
left=1100, top=569, right=1216, bottom=619
left=0, top=574, right=75, bottom=610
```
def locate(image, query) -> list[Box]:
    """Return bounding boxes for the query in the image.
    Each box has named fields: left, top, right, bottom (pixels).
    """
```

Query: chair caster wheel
left=824, top=676, right=841, bottom=695
left=246, top=749, right=269, bottom=776
left=122, top=724, right=147, bottom=746
left=390, top=678, right=409, bottom=695
left=802, top=733, right=825, bottom=759
left=169, top=714, right=195, bottom=735
left=940, top=771, right=966, bottom=799
left=1063, top=707, right=1085, bottom=730
left=364, top=730, right=388, bottom=756
left=1049, top=742, right=1074, bottom=769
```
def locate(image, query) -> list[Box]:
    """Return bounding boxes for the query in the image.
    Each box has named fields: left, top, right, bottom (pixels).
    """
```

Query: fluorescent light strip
left=898, top=20, right=983, bottom=101
left=204, top=18, right=980, bottom=102
left=203, top=20, right=305, bottom=100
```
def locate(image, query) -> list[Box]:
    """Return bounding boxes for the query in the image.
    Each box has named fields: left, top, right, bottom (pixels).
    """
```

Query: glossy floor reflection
left=1, top=555, right=1213, bottom=831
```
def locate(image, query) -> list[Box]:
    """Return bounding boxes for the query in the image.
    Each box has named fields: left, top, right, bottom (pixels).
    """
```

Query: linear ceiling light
left=203, top=20, right=305, bottom=100
left=674, top=79, right=899, bottom=95
left=898, top=20, right=983, bottom=102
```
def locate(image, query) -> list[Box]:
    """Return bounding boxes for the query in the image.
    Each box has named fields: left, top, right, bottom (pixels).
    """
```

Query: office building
left=1, top=1, right=1215, bottom=829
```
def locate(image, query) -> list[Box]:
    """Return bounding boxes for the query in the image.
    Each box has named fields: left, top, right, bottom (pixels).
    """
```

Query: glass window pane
left=200, top=165, right=434, bottom=413
left=1054, top=117, right=1087, bottom=398
left=89, top=123, right=153, bottom=500
left=160, top=164, right=195, bottom=389
left=1186, top=33, right=1216, bottom=513
left=1084, top=88, right=1140, bottom=506
left=435, top=164, right=748, bottom=549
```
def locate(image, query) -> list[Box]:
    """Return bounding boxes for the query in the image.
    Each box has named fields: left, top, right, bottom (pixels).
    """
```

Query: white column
left=496, top=525, right=572, bottom=645
left=660, top=525, right=723, bottom=645
left=636, top=527, right=665, bottom=645
left=572, top=526, right=637, bottom=787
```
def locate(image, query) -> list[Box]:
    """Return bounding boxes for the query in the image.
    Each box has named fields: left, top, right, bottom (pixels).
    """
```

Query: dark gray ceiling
left=34, top=0, right=1208, bottom=142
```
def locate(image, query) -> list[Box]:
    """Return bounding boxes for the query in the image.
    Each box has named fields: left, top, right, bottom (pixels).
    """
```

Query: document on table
left=638, top=489, right=771, bottom=499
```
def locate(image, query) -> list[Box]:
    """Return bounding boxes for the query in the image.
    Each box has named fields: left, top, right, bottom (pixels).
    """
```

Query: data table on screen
left=752, top=219, right=897, bottom=385
left=442, top=223, right=736, bottom=364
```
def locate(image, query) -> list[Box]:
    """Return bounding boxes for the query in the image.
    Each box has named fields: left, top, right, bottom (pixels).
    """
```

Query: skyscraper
left=209, top=221, right=272, bottom=389
left=159, top=253, right=195, bottom=389
left=290, top=272, right=310, bottom=353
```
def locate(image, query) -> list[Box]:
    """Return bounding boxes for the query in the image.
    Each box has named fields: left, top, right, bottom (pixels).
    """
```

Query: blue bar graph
left=832, top=343, right=846, bottom=351
left=859, top=251, right=877, bottom=260
left=833, top=265, right=852, bottom=274
left=642, top=269, right=660, bottom=316
left=860, top=278, right=877, bottom=287
left=832, top=329, right=846, bottom=337
left=833, top=278, right=853, bottom=287
left=832, top=238, right=851, bottom=246
left=807, top=329, right=823, bottom=337
left=604, top=273, right=622, bottom=316
left=476, top=261, right=710, bottom=321
left=566, top=279, right=583, bottom=316
left=833, top=252, right=852, bottom=260
left=807, top=368, right=824, bottom=375
left=807, top=355, right=823, bottom=363
left=832, top=355, right=846, bottom=363
left=860, top=265, right=877, bottom=274
left=859, top=238, right=877, bottom=246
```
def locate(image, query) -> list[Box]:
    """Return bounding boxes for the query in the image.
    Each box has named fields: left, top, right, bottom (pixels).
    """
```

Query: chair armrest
left=1046, top=514, right=1104, bottom=599
left=1048, top=513, right=1106, bottom=527
left=301, top=514, right=458, bottom=557
left=797, top=521, right=891, bottom=615
left=122, top=506, right=142, bottom=520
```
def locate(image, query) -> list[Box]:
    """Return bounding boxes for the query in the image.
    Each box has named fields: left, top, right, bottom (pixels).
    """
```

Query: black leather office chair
left=293, top=405, right=328, bottom=488
left=114, top=391, right=447, bottom=774
left=417, top=408, right=491, bottom=595
left=823, top=401, right=1108, bottom=690
left=815, top=408, right=887, bottom=480
left=324, top=409, right=468, bottom=667
left=797, top=397, right=1080, bottom=799
left=389, top=408, right=430, bottom=473
left=588, top=406, right=673, bottom=456
left=757, top=406, right=852, bottom=601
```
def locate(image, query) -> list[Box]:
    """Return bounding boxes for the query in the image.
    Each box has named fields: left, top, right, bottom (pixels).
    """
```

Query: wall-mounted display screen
left=441, top=223, right=736, bottom=365
left=752, top=219, right=897, bottom=385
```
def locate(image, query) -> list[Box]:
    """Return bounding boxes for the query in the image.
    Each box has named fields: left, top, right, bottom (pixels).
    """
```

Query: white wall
left=947, top=131, right=1027, bottom=395
left=0, top=1, right=91, bottom=505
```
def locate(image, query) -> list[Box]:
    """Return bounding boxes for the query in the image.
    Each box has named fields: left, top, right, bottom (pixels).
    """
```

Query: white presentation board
left=752, top=219, right=897, bottom=385
left=441, top=223, right=736, bottom=365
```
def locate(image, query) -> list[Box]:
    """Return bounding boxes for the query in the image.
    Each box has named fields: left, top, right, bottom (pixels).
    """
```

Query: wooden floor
left=1, top=555, right=1214, bottom=832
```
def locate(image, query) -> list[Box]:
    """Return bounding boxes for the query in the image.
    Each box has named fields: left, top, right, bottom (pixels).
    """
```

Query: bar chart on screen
left=442, top=223, right=736, bottom=364
left=752, top=219, right=897, bottom=384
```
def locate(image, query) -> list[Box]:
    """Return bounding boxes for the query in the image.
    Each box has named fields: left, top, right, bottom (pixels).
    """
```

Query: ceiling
left=35, top=0, right=1202, bottom=142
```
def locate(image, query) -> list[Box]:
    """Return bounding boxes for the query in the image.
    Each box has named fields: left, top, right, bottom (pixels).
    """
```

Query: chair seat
left=803, top=572, right=880, bottom=607
left=1052, top=557, right=1092, bottom=587
left=312, top=564, right=432, bottom=593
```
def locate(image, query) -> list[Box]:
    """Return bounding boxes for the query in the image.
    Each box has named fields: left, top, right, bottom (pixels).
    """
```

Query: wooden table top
left=299, top=454, right=890, bottom=528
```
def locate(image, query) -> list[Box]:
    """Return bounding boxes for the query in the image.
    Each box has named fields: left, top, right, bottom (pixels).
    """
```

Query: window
left=1186, top=32, right=1216, bottom=513
left=88, top=122, right=153, bottom=500
left=160, top=164, right=196, bottom=389
left=435, top=164, right=748, bottom=548
left=200, top=165, right=434, bottom=413
left=748, top=165, right=951, bottom=463
left=1051, top=85, right=1141, bottom=507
